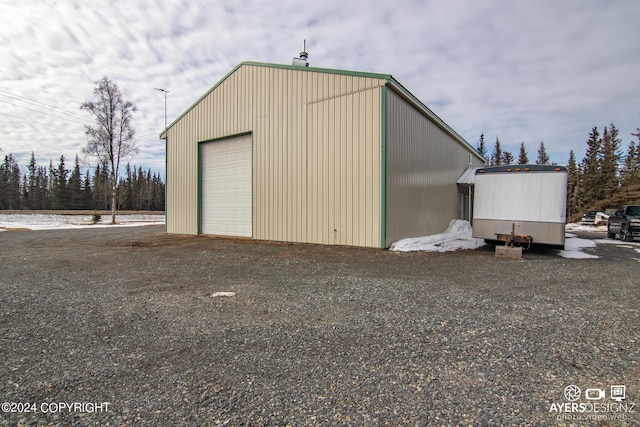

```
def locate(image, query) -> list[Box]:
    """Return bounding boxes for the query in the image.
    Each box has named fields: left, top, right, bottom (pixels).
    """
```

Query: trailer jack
left=494, top=224, right=533, bottom=259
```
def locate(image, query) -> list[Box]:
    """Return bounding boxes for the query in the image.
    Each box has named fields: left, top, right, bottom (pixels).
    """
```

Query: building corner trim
left=380, top=85, right=388, bottom=249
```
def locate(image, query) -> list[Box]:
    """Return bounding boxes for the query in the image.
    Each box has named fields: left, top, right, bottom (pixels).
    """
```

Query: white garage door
left=200, top=135, right=252, bottom=237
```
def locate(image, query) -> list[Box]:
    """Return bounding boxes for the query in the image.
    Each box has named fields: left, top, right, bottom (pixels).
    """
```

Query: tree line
left=567, top=124, right=640, bottom=220
left=1, top=76, right=156, bottom=222
left=476, top=134, right=551, bottom=166
left=0, top=152, right=165, bottom=211
left=476, top=122, right=640, bottom=221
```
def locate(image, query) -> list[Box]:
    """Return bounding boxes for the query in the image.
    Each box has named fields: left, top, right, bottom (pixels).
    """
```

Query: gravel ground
left=1, top=226, right=638, bottom=426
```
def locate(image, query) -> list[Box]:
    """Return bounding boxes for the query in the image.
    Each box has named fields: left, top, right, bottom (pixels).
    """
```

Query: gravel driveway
left=1, top=226, right=638, bottom=426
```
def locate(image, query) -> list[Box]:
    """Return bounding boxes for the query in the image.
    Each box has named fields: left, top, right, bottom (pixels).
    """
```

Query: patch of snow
left=557, top=233, right=599, bottom=259
left=0, top=214, right=164, bottom=231
left=592, top=238, right=640, bottom=247
left=565, top=223, right=608, bottom=232
left=390, top=220, right=485, bottom=253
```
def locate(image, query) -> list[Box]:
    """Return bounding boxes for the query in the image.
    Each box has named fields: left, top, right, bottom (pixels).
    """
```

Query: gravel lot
left=1, top=226, right=638, bottom=426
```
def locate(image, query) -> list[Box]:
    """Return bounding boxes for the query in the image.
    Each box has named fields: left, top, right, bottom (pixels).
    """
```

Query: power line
left=0, top=88, right=89, bottom=122
left=0, top=99, right=90, bottom=127
left=0, top=111, right=81, bottom=133
left=0, top=88, right=168, bottom=142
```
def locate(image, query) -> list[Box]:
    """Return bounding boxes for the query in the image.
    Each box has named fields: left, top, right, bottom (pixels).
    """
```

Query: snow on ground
left=555, top=230, right=640, bottom=259
left=0, top=213, right=164, bottom=231
left=2, top=215, right=637, bottom=260
left=565, top=223, right=608, bottom=232
left=389, top=220, right=638, bottom=259
left=591, top=235, right=640, bottom=260
left=557, top=233, right=599, bottom=259
left=390, top=220, right=485, bottom=253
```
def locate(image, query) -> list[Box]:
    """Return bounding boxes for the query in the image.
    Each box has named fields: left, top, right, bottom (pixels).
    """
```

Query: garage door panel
left=200, top=135, right=252, bottom=237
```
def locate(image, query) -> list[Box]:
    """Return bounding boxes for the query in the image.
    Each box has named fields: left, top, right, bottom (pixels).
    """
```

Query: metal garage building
left=161, top=60, right=484, bottom=248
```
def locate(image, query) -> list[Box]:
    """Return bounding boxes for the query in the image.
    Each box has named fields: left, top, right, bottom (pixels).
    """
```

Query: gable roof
left=160, top=61, right=483, bottom=161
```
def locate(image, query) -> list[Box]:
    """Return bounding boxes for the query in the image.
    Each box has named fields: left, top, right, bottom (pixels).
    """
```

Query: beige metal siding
left=166, top=63, right=386, bottom=246
left=305, top=88, right=382, bottom=246
left=385, top=88, right=484, bottom=245
left=166, top=120, right=199, bottom=234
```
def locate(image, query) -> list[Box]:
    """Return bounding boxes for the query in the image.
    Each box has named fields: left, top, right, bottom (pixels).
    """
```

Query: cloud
left=1, top=0, right=639, bottom=176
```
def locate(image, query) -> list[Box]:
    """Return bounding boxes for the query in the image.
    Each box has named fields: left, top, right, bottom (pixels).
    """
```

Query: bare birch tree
left=81, top=76, right=137, bottom=224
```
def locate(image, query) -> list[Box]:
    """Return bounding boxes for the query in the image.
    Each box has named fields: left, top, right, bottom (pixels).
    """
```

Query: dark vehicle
left=607, top=205, right=640, bottom=241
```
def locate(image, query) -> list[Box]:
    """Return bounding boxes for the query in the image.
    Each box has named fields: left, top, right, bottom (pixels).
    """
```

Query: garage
left=200, top=134, right=252, bottom=237
left=163, top=61, right=485, bottom=246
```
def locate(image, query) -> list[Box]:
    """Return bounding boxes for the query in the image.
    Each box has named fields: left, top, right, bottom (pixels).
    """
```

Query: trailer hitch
left=495, top=223, right=533, bottom=250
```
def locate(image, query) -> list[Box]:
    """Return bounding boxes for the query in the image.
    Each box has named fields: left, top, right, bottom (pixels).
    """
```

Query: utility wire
left=0, top=99, right=90, bottom=127
left=0, top=88, right=167, bottom=142
left=0, top=88, right=89, bottom=122
left=0, top=111, right=81, bottom=133
left=0, top=92, right=165, bottom=141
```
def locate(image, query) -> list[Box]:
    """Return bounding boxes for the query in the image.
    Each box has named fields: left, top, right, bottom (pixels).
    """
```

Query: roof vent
left=292, top=40, right=309, bottom=67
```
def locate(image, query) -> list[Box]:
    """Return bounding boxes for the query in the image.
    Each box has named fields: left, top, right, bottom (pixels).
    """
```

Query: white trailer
left=472, top=165, right=568, bottom=247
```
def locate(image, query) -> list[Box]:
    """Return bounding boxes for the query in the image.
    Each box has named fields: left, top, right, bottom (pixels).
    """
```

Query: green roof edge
left=159, top=61, right=393, bottom=138
left=159, top=60, right=483, bottom=162
left=241, top=61, right=393, bottom=81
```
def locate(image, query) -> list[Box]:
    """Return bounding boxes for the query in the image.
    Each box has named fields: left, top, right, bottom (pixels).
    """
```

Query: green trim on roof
left=160, top=62, right=245, bottom=137
left=160, top=60, right=484, bottom=163
left=159, top=61, right=393, bottom=137
left=241, top=61, right=393, bottom=81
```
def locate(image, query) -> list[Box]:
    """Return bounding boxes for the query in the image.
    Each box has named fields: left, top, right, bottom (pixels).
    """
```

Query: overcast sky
left=1, top=0, right=639, bottom=175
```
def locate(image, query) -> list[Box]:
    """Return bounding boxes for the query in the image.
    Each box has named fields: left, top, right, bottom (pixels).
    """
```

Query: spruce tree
left=92, top=162, right=111, bottom=210
left=82, top=170, right=93, bottom=209
left=143, top=169, right=152, bottom=210
left=92, top=163, right=102, bottom=210
left=517, top=142, right=529, bottom=164
left=22, top=174, right=28, bottom=207
left=68, top=155, right=84, bottom=209
left=580, top=127, right=603, bottom=209
left=0, top=154, right=21, bottom=209
left=137, top=167, right=146, bottom=210
left=11, top=157, right=21, bottom=209
left=26, top=152, right=39, bottom=209
left=490, top=137, right=502, bottom=166
left=121, top=163, right=134, bottom=210
left=618, top=130, right=640, bottom=204
left=476, top=133, right=487, bottom=163
left=502, top=151, right=514, bottom=165
left=536, top=142, right=550, bottom=165
left=621, top=138, right=639, bottom=185
left=600, top=122, right=621, bottom=201
left=151, top=173, right=165, bottom=211
left=52, top=155, right=69, bottom=210
left=567, top=150, right=579, bottom=219
left=37, top=165, right=50, bottom=209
